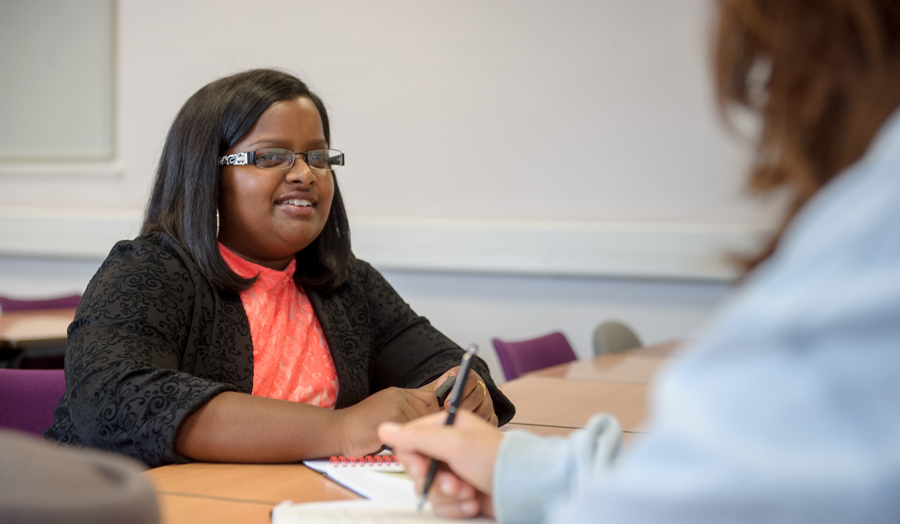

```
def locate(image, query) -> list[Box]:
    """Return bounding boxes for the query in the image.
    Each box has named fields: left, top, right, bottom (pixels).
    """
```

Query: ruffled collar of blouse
left=218, top=243, right=297, bottom=295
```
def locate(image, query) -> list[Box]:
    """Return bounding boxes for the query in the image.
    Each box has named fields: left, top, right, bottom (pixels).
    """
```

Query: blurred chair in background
left=592, top=320, right=642, bottom=356
left=0, top=293, right=81, bottom=313
left=0, top=369, right=65, bottom=436
left=492, top=331, right=578, bottom=381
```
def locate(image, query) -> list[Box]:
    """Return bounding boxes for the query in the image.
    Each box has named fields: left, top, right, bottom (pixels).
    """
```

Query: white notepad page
left=303, top=456, right=417, bottom=505
left=272, top=500, right=494, bottom=524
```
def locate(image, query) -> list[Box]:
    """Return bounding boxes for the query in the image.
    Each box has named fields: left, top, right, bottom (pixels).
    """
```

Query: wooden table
left=146, top=424, right=582, bottom=524
left=146, top=342, right=677, bottom=523
left=0, top=307, right=75, bottom=366
left=500, top=376, right=649, bottom=431
left=620, top=339, right=681, bottom=358
left=503, top=423, right=576, bottom=437
left=528, top=352, right=669, bottom=385
left=146, top=463, right=359, bottom=524
left=0, top=307, right=75, bottom=349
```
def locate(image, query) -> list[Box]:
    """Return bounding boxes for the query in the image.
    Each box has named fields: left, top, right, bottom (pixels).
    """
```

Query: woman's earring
left=216, top=209, right=220, bottom=236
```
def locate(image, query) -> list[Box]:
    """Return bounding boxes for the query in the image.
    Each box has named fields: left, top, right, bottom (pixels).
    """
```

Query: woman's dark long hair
left=142, top=69, right=352, bottom=292
left=715, top=0, right=900, bottom=270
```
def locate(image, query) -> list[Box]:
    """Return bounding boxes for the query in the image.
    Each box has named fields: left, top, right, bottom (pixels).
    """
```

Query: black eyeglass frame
left=218, top=148, right=345, bottom=170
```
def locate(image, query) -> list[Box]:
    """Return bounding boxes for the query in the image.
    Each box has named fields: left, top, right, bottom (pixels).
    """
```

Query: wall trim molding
left=0, top=207, right=771, bottom=281
left=0, top=161, right=125, bottom=179
left=351, top=217, right=769, bottom=282
left=0, top=207, right=143, bottom=259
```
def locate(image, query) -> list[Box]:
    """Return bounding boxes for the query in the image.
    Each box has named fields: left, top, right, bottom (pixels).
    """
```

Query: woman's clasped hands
left=336, top=368, right=496, bottom=457
left=424, top=367, right=497, bottom=426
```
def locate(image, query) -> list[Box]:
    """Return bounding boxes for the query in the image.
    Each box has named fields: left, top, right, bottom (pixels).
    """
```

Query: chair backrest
left=0, top=294, right=81, bottom=313
left=592, top=320, right=642, bottom=356
left=492, top=331, right=578, bottom=381
left=0, top=369, right=66, bottom=436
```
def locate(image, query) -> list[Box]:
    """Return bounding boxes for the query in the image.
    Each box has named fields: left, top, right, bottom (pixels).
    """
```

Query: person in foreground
left=45, top=69, right=513, bottom=467
left=1, top=430, right=159, bottom=524
left=380, top=1, right=900, bottom=522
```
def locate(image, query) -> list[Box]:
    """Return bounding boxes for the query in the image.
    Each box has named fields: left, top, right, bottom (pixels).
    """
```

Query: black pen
left=417, top=344, right=478, bottom=513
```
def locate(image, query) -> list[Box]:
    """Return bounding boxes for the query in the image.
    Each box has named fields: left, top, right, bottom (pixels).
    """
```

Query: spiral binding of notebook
left=304, top=452, right=409, bottom=501
left=304, top=451, right=404, bottom=476
left=328, top=454, right=401, bottom=467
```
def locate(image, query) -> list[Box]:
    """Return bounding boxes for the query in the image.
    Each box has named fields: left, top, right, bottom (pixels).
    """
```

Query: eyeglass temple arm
left=218, top=151, right=255, bottom=166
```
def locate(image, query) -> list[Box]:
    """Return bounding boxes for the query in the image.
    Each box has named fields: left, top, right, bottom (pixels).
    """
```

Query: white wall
left=3, top=0, right=767, bottom=221
left=0, top=0, right=764, bottom=379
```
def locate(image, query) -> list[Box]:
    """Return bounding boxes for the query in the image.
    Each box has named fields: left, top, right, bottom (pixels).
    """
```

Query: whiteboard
left=0, top=0, right=113, bottom=160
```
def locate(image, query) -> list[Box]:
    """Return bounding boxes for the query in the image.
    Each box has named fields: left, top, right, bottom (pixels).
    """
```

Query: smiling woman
left=44, top=69, right=514, bottom=467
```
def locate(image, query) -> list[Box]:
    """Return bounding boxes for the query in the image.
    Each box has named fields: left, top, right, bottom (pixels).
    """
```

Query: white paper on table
left=271, top=500, right=494, bottom=524
left=303, top=459, right=417, bottom=505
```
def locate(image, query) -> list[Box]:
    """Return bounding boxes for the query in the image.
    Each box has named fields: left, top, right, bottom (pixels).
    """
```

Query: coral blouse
left=219, top=244, right=338, bottom=408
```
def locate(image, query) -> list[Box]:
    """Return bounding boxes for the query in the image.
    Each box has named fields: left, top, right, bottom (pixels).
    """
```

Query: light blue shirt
left=494, top=110, right=900, bottom=523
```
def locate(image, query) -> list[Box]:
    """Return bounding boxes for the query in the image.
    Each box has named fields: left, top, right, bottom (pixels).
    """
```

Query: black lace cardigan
left=45, top=232, right=514, bottom=467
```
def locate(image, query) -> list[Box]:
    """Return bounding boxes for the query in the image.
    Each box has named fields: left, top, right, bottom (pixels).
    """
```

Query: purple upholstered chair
left=0, top=293, right=80, bottom=313
left=0, top=369, right=66, bottom=436
left=492, top=331, right=578, bottom=381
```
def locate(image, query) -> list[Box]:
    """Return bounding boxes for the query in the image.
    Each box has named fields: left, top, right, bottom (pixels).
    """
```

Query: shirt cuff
left=492, top=415, right=624, bottom=524
left=492, top=430, right=574, bottom=524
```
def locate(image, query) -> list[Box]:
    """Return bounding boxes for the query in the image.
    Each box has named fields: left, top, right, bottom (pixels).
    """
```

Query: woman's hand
left=335, top=387, right=439, bottom=457
left=422, top=368, right=498, bottom=426
left=378, top=410, right=503, bottom=519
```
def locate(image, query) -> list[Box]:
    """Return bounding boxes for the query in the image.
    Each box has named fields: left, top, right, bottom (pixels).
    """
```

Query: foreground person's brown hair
left=715, top=0, right=900, bottom=269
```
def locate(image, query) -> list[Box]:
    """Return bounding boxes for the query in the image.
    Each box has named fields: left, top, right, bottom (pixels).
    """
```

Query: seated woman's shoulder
left=101, top=232, right=196, bottom=269
left=313, top=256, right=393, bottom=302
left=343, top=257, right=390, bottom=288
left=89, top=232, right=201, bottom=298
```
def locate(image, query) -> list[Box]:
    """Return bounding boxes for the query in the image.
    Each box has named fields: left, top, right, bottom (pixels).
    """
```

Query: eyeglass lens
left=254, top=148, right=342, bottom=170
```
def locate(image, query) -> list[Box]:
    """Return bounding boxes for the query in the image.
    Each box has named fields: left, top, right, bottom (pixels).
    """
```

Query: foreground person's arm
left=379, top=410, right=623, bottom=522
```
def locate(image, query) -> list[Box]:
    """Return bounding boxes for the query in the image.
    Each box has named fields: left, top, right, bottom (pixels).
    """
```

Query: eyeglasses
left=218, top=148, right=345, bottom=171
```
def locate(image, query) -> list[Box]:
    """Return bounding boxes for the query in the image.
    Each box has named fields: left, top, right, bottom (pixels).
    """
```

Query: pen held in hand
left=433, top=375, right=456, bottom=408
left=417, top=343, right=478, bottom=513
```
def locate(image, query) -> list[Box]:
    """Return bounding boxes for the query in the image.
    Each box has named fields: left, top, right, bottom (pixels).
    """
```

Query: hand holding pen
left=418, top=344, right=477, bottom=512
left=378, top=394, right=503, bottom=519
left=422, top=359, right=498, bottom=426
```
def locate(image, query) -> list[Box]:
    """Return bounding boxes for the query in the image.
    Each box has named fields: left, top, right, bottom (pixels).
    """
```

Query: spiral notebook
left=303, top=453, right=416, bottom=505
